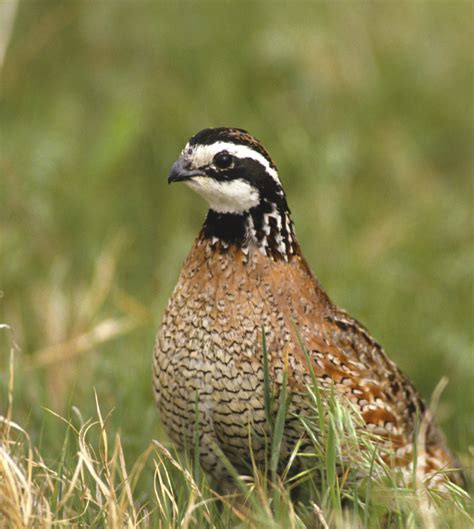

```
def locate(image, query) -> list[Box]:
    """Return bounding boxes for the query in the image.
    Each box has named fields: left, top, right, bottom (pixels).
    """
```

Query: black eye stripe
left=205, top=158, right=281, bottom=196
left=188, top=128, right=277, bottom=170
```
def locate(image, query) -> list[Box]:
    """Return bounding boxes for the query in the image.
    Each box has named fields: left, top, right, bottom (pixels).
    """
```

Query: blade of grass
left=294, top=324, right=325, bottom=436
left=363, top=446, right=378, bottom=529
left=326, top=418, right=338, bottom=511
left=270, top=365, right=288, bottom=484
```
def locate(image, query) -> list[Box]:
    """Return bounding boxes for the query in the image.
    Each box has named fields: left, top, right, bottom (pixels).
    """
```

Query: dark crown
left=189, top=127, right=277, bottom=171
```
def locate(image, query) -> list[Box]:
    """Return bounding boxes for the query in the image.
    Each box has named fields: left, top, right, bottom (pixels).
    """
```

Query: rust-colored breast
left=153, top=238, right=462, bottom=487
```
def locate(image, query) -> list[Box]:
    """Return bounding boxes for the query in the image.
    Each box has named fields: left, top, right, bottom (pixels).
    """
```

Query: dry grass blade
left=29, top=316, right=140, bottom=369
left=0, top=0, right=18, bottom=71
left=154, top=458, right=179, bottom=524
left=152, top=440, right=201, bottom=499
left=312, top=501, right=329, bottom=529
left=0, top=324, right=20, bottom=435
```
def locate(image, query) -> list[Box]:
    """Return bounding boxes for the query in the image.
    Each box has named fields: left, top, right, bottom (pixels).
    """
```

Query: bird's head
left=168, top=127, right=296, bottom=259
left=168, top=127, right=286, bottom=214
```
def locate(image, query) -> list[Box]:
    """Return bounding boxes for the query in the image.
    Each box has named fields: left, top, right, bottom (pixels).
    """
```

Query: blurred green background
left=0, top=0, right=472, bottom=477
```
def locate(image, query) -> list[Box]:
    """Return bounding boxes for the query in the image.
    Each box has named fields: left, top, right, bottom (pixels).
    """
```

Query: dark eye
left=213, top=152, right=234, bottom=169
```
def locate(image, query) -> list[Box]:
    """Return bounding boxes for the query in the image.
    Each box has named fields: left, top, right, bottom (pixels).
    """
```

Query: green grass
left=0, top=1, right=473, bottom=526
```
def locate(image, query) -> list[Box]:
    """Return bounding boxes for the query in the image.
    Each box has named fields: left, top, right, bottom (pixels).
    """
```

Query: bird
left=153, top=127, right=463, bottom=491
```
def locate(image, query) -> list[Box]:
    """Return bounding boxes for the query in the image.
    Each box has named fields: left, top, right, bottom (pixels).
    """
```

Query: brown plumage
left=153, top=127, right=462, bottom=489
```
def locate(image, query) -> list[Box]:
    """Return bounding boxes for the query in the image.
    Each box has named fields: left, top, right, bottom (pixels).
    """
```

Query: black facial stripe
left=207, top=156, right=269, bottom=182
left=205, top=157, right=286, bottom=208
left=189, top=127, right=277, bottom=170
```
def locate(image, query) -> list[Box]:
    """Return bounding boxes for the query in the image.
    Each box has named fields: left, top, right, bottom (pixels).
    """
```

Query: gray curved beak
left=168, top=157, right=203, bottom=184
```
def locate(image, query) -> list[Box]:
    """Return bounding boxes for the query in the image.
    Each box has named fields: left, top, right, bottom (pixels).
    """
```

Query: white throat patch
left=185, top=177, right=260, bottom=214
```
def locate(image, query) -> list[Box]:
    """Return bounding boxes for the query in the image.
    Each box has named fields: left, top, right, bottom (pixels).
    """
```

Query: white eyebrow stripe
left=190, top=141, right=280, bottom=183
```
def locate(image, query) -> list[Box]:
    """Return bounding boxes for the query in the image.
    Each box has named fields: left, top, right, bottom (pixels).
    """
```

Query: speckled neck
left=200, top=199, right=298, bottom=261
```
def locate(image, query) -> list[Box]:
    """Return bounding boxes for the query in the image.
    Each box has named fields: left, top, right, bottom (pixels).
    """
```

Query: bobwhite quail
left=153, top=127, right=462, bottom=490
